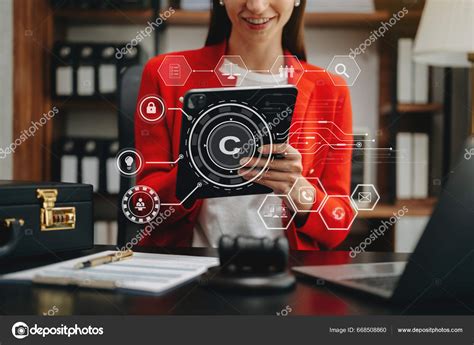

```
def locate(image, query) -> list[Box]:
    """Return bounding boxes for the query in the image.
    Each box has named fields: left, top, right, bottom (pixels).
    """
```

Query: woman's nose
left=245, top=0, right=269, bottom=14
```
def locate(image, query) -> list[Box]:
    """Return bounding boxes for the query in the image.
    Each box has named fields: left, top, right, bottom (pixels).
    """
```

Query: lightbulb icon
left=125, top=156, right=134, bottom=171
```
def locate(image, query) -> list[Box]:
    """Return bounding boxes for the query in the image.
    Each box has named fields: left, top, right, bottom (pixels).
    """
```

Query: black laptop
left=293, top=137, right=474, bottom=301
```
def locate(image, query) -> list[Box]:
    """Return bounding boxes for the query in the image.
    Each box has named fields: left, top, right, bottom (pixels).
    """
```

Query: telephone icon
left=299, top=187, right=315, bottom=205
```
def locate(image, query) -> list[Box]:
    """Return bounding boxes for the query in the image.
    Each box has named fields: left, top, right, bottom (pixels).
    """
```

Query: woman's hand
left=238, top=143, right=316, bottom=225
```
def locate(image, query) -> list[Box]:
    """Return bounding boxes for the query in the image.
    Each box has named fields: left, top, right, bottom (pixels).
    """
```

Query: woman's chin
left=239, top=27, right=277, bottom=42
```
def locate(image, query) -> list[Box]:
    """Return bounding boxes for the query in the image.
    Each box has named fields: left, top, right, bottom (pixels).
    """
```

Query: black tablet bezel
left=176, top=85, right=298, bottom=203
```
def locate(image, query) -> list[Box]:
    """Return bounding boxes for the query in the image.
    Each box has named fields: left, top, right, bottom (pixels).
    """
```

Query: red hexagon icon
left=257, top=194, right=296, bottom=230
left=287, top=177, right=328, bottom=213
left=320, top=195, right=358, bottom=231
left=157, top=55, right=192, bottom=86
left=270, top=55, right=304, bottom=85
left=214, top=55, right=248, bottom=87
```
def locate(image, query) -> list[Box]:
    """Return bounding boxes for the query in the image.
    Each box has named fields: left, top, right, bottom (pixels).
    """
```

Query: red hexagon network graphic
left=320, top=195, right=358, bottom=230
left=157, top=55, right=192, bottom=86
left=270, top=55, right=304, bottom=85
left=214, top=55, right=248, bottom=87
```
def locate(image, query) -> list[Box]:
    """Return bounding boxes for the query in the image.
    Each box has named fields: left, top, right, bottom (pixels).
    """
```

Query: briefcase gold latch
left=37, top=189, right=76, bottom=231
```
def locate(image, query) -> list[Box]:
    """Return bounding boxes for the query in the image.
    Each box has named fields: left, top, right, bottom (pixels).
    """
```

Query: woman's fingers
left=258, top=143, right=300, bottom=157
left=246, top=176, right=281, bottom=193
left=240, top=156, right=298, bottom=172
left=238, top=168, right=292, bottom=182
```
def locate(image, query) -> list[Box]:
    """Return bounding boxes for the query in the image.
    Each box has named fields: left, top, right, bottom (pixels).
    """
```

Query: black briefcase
left=0, top=181, right=93, bottom=258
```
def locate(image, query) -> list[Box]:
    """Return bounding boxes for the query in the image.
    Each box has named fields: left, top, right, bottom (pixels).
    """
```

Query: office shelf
left=358, top=198, right=437, bottom=219
left=54, top=99, right=118, bottom=112
left=381, top=103, right=444, bottom=116
left=167, top=10, right=423, bottom=28
left=53, top=8, right=423, bottom=28
left=55, top=9, right=155, bottom=25
left=166, top=10, right=209, bottom=25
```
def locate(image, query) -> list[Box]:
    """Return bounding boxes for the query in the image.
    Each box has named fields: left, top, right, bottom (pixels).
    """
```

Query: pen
left=73, top=251, right=133, bottom=270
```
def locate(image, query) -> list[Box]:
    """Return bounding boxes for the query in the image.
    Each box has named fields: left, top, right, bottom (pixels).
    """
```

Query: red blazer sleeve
left=294, top=84, right=354, bottom=249
left=135, top=60, right=201, bottom=229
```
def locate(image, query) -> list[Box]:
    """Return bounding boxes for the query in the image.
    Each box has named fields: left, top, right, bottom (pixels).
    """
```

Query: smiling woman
left=206, top=0, right=307, bottom=61
left=135, top=0, right=355, bottom=250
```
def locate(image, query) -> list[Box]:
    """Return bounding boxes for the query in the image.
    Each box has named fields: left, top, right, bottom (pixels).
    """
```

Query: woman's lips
left=241, top=16, right=275, bottom=30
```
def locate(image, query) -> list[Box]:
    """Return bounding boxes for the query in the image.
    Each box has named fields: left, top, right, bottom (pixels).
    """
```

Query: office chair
left=117, top=65, right=144, bottom=247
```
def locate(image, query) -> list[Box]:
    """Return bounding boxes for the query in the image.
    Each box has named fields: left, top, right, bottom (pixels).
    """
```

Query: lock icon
left=146, top=102, right=156, bottom=114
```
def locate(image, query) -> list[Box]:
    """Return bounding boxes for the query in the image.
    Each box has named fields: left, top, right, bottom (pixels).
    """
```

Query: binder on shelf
left=396, top=132, right=413, bottom=199
left=396, top=132, right=431, bottom=200
left=94, top=221, right=118, bottom=245
left=77, top=45, right=96, bottom=96
left=98, top=45, right=117, bottom=95
left=397, top=38, right=413, bottom=103
left=53, top=138, right=120, bottom=195
left=397, top=38, right=431, bottom=104
left=414, top=62, right=429, bottom=104
left=51, top=42, right=141, bottom=101
left=53, top=44, right=74, bottom=97
left=81, top=140, right=100, bottom=192
left=106, top=141, right=120, bottom=194
left=60, top=140, right=79, bottom=183
left=117, top=45, right=140, bottom=76
left=412, top=133, right=429, bottom=199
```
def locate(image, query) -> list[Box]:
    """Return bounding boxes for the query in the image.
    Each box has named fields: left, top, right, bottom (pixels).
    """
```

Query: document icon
left=358, top=192, right=372, bottom=203
left=169, top=64, right=181, bottom=79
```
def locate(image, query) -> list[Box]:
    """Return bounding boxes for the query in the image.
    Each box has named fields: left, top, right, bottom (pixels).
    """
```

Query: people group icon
left=135, top=198, right=146, bottom=212
left=279, top=65, right=295, bottom=79
left=263, top=204, right=289, bottom=219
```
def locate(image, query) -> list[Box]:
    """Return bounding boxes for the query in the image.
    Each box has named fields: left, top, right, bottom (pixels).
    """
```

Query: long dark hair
left=205, top=0, right=307, bottom=61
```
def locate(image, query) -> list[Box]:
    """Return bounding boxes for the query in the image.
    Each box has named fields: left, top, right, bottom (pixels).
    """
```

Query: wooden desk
left=0, top=247, right=469, bottom=315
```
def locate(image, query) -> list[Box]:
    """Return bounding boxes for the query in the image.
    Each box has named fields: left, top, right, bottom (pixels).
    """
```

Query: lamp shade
left=413, top=0, right=474, bottom=67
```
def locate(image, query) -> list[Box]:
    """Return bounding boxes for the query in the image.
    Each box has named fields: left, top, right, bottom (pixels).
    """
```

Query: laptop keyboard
left=343, top=275, right=400, bottom=292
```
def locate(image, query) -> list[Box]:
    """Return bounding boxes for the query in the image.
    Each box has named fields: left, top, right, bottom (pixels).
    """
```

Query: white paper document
left=1, top=251, right=219, bottom=295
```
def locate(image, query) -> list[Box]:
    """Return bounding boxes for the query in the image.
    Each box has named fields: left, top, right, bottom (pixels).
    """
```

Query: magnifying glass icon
left=335, top=63, right=349, bottom=78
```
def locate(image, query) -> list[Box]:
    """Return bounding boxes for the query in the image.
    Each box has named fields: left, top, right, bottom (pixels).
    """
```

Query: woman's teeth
left=244, top=18, right=271, bottom=25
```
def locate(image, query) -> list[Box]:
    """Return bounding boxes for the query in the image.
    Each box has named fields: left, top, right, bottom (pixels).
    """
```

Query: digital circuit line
left=146, top=154, right=184, bottom=165
left=279, top=120, right=368, bottom=137
left=284, top=128, right=374, bottom=143
left=168, top=108, right=192, bottom=121
left=161, top=182, right=202, bottom=206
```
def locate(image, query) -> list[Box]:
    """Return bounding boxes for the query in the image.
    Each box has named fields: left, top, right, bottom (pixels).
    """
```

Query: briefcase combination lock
left=37, top=189, right=76, bottom=231
left=0, top=181, right=93, bottom=258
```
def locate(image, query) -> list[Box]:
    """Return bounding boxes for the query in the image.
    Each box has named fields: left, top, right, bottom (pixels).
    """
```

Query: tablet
left=176, top=85, right=297, bottom=203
